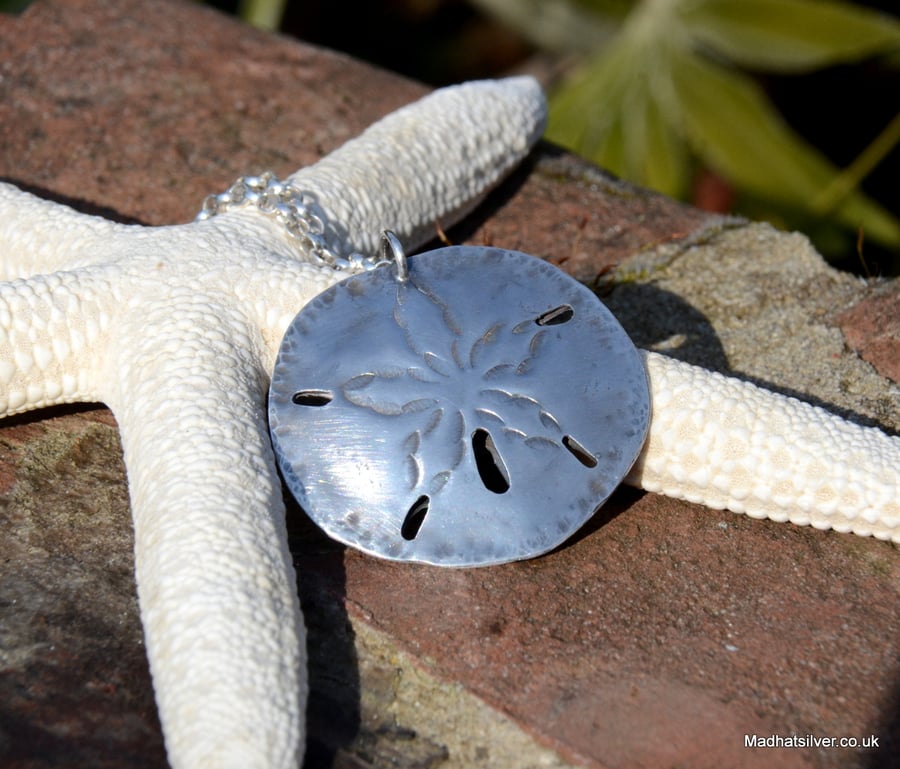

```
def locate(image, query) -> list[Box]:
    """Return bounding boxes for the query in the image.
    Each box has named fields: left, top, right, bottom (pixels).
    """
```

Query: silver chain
left=197, top=172, right=380, bottom=271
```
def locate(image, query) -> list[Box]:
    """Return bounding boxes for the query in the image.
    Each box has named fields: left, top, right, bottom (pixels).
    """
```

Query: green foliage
left=237, top=0, right=286, bottom=31
left=486, top=0, right=900, bottom=257
left=0, top=0, right=33, bottom=12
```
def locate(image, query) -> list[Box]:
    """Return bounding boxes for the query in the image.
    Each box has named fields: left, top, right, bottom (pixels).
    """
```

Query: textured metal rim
left=269, top=245, right=650, bottom=566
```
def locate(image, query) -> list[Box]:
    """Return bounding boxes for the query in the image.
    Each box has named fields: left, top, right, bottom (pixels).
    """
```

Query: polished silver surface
left=269, top=244, right=650, bottom=566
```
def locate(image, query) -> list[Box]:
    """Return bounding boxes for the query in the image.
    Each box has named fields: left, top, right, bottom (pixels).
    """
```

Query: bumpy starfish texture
left=1, top=75, right=898, bottom=769
left=631, top=352, right=899, bottom=539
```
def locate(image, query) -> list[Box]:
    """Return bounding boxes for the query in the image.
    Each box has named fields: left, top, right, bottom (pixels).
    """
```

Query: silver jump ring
left=381, top=230, right=408, bottom=283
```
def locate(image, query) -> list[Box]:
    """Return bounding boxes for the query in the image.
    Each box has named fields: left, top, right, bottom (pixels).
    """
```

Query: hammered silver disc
left=269, top=245, right=650, bottom=567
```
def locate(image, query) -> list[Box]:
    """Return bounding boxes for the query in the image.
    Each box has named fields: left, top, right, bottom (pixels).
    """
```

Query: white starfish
left=1, top=75, right=897, bottom=769
left=631, top=351, right=898, bottom=538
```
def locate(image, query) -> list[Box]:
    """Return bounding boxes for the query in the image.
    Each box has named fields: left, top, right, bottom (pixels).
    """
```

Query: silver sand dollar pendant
left=269, top=233, right=650, bottom=567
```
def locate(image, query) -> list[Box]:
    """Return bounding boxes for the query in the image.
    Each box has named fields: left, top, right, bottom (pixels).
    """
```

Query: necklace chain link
left=197, top=172, right=380, bottom=271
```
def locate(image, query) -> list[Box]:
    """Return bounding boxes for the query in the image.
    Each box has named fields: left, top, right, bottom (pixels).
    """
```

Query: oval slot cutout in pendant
left=472, top=428, right=510, bottom=494
left=562, top=434, right=599, bottom=468
left=535, top=304, right=574, bottom=326
left=402, top=495, right=430, bottom=541
left=292, top=389, right=333, bottom=406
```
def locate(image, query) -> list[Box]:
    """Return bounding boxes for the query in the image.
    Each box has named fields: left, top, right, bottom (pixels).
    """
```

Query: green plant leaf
left=548, top=38, right=634, bottom=162
left=683, top=0, right=900, bottom=72
left=469, top=0, right=627, bottom=52
left=812, top=110, right=900, bottom=216
left=627, top=86, right=691, bottom=196
left=548, top=27, right=692, bottom=197
left=238, top=0, right=286, bottom=31
left=669, top=49, right=900, bottom=246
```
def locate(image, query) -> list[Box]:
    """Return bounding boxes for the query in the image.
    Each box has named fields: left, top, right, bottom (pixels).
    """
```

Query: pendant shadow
left=283, top=491, right=362, bottom=769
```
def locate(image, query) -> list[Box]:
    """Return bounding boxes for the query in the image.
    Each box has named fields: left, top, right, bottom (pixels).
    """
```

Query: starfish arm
left=288, top=76, right=547, bottom=257
left=0, top=267, right=121, bottom=415
left=204, top=215, right=352, bottom=371
left=108, top=299, right=305, bottom=769
left=0, top=182, right=128, bottom=279
left=627, top=351, right=900, bottom=542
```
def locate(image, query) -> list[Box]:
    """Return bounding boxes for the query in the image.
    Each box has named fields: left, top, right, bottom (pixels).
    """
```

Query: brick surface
left=1, top=2, right=897, bottom=769
left=837, top=284, right=900, bottom=384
